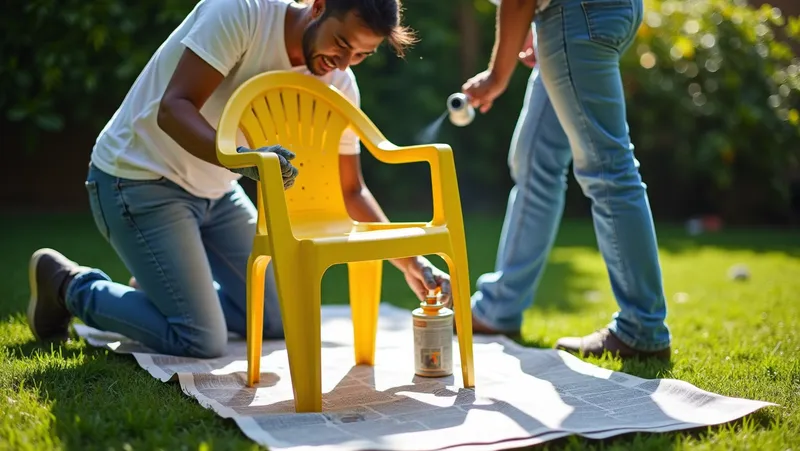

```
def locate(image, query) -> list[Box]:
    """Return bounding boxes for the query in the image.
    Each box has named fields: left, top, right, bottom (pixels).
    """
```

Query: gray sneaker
left=27, top=248, right=89, bottom=341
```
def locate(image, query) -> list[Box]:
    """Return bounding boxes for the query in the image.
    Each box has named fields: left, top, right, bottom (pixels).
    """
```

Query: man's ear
left=311, top=0, right=326, bottom=18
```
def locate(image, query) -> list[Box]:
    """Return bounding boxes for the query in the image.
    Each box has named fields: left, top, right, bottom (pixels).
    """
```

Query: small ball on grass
left=728, top=264, right=750, bottom=281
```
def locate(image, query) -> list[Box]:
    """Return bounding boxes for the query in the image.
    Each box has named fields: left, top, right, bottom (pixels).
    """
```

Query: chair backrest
left=223, top=71, right=375, bottom=225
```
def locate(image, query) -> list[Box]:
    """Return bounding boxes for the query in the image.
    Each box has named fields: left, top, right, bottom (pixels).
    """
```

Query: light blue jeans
left=471, top=0, right=671, bottom=351
left=66, top=164, right=284, bottom=358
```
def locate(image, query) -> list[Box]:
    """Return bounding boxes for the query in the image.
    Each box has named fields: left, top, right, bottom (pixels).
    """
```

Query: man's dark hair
left=317, top=0, right=418, bottom=57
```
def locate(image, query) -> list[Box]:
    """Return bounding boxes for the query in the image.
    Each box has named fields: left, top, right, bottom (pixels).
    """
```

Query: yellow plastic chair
left=215, top=70, right=475, bottom=413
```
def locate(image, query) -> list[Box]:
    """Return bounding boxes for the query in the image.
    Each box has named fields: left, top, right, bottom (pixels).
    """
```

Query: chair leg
left=277, top=266, right=323, bottom=413
left=442, top=250, right=475, bottom=389
left=347, top=260, right=383, bottom=365
left=246, top=255, right=269, bottom=387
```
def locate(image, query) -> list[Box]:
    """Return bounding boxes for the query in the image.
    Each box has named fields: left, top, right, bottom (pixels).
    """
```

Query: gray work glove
left=232, top=145, right=298, bottom=189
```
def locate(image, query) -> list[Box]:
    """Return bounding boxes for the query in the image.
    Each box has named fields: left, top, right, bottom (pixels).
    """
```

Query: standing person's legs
left=29, top=164, right=228, bottom=358
left=199, top=182, right=284, bottom=339
left=535, top=0, right=670, bottom=355
left=470, top=65, right=574, bottom=335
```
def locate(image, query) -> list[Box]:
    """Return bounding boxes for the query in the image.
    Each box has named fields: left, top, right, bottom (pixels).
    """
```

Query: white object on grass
left=728, top=264, right=751, bottom=281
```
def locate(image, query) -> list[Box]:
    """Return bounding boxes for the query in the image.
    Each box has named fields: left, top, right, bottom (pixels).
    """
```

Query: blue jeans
left=471, top=0, right=671, bottom=351
left=66, top=164, right=284, bottom=358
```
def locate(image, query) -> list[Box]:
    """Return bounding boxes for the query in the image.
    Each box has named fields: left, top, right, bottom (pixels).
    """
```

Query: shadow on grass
left=5, top=339, right=91, bottom=362
left=12, top=338, right=264, bottom=450
left=457, top=217, right=601, bottom=314
left=657, top=231, right=800, bottom=257
left=550, top=220, right=800, bottom=257
left=515, top=336, right=552, bottom=349
left=619, top=356, right=675, bottom=380
left=529, top=259, right=598, bottom=313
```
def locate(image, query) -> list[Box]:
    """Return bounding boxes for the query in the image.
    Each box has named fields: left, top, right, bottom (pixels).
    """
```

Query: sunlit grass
left=0, top=214, right=797, bottom=450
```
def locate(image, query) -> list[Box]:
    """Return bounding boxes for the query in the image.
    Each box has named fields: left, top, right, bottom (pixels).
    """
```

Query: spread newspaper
left=74, top=303, right=775, bottom=450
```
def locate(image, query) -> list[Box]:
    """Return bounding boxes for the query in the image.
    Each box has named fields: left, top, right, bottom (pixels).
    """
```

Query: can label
left=413, top=312, right=453, bottom=377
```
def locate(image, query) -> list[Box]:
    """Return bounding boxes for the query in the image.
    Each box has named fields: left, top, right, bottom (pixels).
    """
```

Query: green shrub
left=0, top=0, right=195, bottom=150
left=1, top=0, right=798, bottom=223
left=620, top=0, right=800, bottom=222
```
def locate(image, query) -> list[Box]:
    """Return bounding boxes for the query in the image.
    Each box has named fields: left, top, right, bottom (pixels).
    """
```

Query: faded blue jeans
left=66, top=164, right=284, bottom=358
left=471, top=0, right=671, bottom=351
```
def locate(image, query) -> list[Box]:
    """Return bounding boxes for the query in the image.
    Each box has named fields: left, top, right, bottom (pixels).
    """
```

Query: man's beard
left=301, top=18, right=324, bottom=75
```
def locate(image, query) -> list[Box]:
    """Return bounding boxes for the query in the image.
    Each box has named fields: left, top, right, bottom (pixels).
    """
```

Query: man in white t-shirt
left=26, top=0, right=452, bottom=358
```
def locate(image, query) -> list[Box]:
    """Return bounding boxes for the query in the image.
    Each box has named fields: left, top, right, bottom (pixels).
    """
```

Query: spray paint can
left=412, top=289, right=454, bottom=377
left=446, top=92, right=475, bottom=127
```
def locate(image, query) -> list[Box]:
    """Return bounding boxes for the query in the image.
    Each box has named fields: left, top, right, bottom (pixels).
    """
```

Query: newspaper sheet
left=74, top=303, right=776, bottom=451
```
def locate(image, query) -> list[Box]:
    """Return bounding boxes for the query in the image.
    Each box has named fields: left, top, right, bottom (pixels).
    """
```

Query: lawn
left=0, top=212, right=798, bottom=450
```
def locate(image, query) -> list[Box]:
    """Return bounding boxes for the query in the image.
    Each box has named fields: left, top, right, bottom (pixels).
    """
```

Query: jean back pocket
left=582, top=0, right=635, bottom=51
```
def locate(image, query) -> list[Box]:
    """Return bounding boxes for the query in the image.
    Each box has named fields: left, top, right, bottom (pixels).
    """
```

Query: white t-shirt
left=91, top=0, right=361, bottom=199
left=488, top=0, right=549, bottom=21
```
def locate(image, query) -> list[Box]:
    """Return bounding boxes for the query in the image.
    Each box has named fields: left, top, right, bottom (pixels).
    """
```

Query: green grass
left=1, top=213, right=798, bottom=450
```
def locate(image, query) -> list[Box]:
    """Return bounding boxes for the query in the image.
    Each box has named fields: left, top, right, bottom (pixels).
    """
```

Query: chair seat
left=294, top=221, right=451, bottom=265
left=295, top=220, right=444, bottom=240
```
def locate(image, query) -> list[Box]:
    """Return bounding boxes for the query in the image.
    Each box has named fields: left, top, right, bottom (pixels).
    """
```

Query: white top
left=91, top=0, right=361, bottom=199
left=488, top=0, right=550, bottom=17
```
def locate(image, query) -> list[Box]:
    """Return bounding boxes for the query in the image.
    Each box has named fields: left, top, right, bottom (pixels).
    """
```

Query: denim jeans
left=471, top=0, right=671, bottom=351
left=66, top=164, right=284, bottom=358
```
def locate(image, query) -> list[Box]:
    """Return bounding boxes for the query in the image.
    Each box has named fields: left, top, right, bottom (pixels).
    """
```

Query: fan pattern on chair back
left=238, top=86, right=351, bottom=221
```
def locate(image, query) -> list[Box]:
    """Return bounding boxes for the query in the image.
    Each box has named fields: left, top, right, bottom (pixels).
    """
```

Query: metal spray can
left=412, top=290, right=454, bottom=377
left=447, top=92, right=475, bottom=127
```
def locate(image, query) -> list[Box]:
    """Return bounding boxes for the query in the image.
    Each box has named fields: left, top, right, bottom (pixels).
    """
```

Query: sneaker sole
left=26, top=249, right=47, bottom=341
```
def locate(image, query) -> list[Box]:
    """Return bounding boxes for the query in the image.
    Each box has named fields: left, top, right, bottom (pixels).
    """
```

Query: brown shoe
left=27, top=248, right=90, bottom=341
left=555, top=328, right=671, bottom=359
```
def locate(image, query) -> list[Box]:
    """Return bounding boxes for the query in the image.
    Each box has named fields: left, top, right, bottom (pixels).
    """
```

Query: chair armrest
left=354, top=221, right=430, bottom=232
left=368, top=141, right=444, bottom=165
left=216, top=143, right=294, bottom=241
left=365, top=141, right=463, bottom=227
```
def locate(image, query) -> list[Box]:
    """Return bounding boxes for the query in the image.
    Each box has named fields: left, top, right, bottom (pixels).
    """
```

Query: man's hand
left=399, top=256, right=452, bottom=307
left=518, top=29, right=536, bottom=68
left=462, top=70, right=509, bottom=114
left=234, top=145, right=299, bottom=189
left=463, top=0, right=538, bottom=113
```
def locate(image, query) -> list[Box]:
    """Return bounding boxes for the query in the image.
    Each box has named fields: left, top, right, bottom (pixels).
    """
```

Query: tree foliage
left=622, top=0, right=800, bottom=221
left=2, top=0, right=798, bottom=222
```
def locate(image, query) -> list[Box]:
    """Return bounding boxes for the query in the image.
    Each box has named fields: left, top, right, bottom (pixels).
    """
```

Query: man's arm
left=158, top=49, right=224, bottom=167
left=340, top=155, right=412, bottom=269
left=155, top=0, right=252, bottom=166
left=489, top=0, right=539, bottom=85
left=339, top=154, right=388, bottom=222
left=461, top=0, right=539, bottom=111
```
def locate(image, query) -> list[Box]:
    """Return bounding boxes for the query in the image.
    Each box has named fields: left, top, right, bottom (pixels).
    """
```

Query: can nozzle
left=447, top=93, right=475, bottom=127
left=425, top=289, right=438, bottom=304
left=423, top=288, right=443, bottom=310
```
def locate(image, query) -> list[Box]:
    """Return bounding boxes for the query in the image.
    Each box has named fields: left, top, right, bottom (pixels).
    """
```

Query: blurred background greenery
left=1, top=0, right=799, bottom=225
